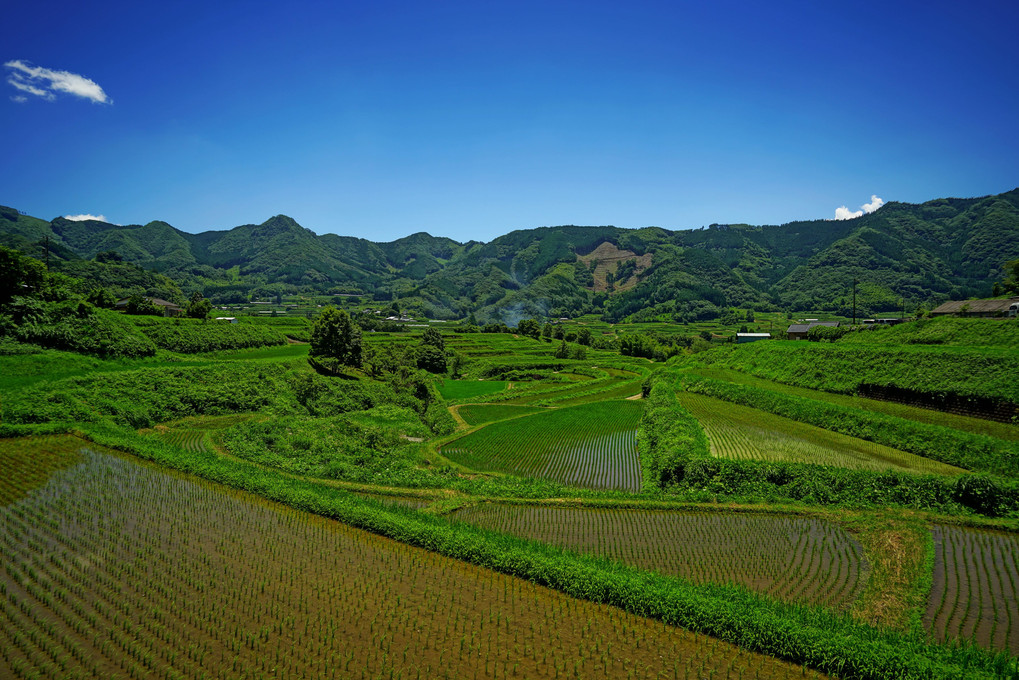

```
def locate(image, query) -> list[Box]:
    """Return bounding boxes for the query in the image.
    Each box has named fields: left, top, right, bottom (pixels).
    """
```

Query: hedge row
left=636, top=380, right=710, bottom=490
left=688, top=342, right=1019, bottom=404
left=637, top=375, right=1019, bottom=518
left=139, top=320, right=288, bottom=353
left=678, top=373, right=1019, bottom=479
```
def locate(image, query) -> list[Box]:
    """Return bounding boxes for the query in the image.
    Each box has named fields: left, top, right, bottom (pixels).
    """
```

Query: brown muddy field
left=452, top=504, right=868, bottom=612
left=925, top=524, right=1019, bottom=655
left=0, top=447, right=830, bottom=679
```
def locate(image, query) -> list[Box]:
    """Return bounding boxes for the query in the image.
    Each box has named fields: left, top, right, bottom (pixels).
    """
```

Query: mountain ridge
left=2, top=188, right=1017, bottom=321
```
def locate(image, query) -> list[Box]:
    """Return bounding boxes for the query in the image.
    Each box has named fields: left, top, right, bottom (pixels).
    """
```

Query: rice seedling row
left=441, top=401, right=644, bottom=491
left=435, top=380, right=508, bottom=401
left=924, top=525, right=1019, bottom=655
left=452, top=504, right=867, bottom=612
left=532, top=380, right=643, bottom=407
left=0, top=447, right=829, bottom=680
left=160, top=429, right=210, bottom=453
left=678, top=392, right=964, bottom=475
left=457, top=404, right=546, bottom=426
left=0, top=436, right=83, bottom=506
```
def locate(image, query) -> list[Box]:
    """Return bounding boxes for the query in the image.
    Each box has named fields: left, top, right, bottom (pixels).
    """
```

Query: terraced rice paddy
left=161, top=429, right=210, bottom=453
left=435, top=379, right=508, bottom=401
left=0, top=447, right=830, bottom=680
left=678, top=392, right=965, bottom=475
left=0, top=436, right=83, bottom=506
left=924, top=525, right=1019, bottom=655
left=457, top=404, right=545, bottom=426
left=441, top=401, right=643, bottom=491
left=453, top=504, right=867, bottom=611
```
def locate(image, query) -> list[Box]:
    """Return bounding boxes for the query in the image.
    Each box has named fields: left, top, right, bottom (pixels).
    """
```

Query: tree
left=186, top=291, right=212, bottom=319
left=0, top=246, right=46, bottom=305
left=576, top=327, right=593, bottom=346
left=516, top=318, right=541, bottom=339
left=311, top=306, right=362, bottom=368
left=745, top=309, right=755, bottom=323
left=125, top=294, right=160, bottom=316
left=554, top=338, right=569, bottom=359
left=95, top=250, right=123, bottom=263
left=417, top=327, right=447, bottom=373
left=421, top=328, right=445, bottom=352
left=1001, top=259, right=1019, bottom=295
left=86, top=286, right=117, bottom=308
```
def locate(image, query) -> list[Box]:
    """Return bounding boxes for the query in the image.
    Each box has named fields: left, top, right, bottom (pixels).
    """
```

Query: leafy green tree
left=1001, top=259, right=1019, bottom=294
left=745, top=309, right=755, bottom=322
left=417, top=327, right=447, bottom=373
left=516, top=318, right=541, bottom=339
left=86, top=286, right=117, bottom=308
left=417, top=345, right=447, bottom=373
left=186, top=292, right=213, bottom=319
left=576, top=327, right=593, bottom=346
left=0, top=245, right=47, bottom=305
left=553, top=338, right=569, bottom=359
left=95, top=250, right=123, bottom=263
left=125, top=294, right=161, bottom=316
left=311, top=306, right=362, bottom=368
left=421, top=327, right=445, bottom=352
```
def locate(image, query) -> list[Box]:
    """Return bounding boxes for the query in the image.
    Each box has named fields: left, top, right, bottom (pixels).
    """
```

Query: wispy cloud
left=833, top=195, right=885, bottom=220
left=5, top=60, right=111, bottom=104
left=64, top=214, right=109, bottom=222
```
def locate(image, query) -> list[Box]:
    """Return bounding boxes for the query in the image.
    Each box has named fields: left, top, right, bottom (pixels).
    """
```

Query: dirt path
left=448, top=405, right=470, bottom=430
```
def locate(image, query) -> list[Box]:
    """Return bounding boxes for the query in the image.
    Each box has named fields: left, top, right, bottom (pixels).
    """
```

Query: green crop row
left=839, top=317, right=1019, bottom=350
left=677, top=373, right=1019, bottom=479
left=65, top=424, right=1019, bottom=680
left=638, top=376, right=1019, bottom=518
left=684, top=341, right=1019, bottom=404
left=138, top=320, right=288, bottom=353
left=0, top=360, right=400, bottom=429
left=530, top=379, right=642, bottom=407
left=441, top=400, right=643, bottom=491
left=2, top=304, right=157, bottom=358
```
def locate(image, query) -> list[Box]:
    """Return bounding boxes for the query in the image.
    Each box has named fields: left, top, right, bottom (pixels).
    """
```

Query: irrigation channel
left=0, top=446, right=830, bottom=680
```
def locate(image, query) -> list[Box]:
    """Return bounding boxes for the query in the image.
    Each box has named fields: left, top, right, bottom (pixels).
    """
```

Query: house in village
left=114, top=297, right=182, bottom=317
left=785, top=321, right=839, bottom=340
left=930, top=297, right=1019, bottom=318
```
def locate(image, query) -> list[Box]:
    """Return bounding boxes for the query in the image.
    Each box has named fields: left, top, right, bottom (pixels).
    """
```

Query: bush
left=139, top=319, right=287, bottom=353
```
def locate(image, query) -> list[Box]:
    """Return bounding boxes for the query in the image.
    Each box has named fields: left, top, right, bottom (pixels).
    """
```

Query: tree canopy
left=311, top=306, right=362, bottom=368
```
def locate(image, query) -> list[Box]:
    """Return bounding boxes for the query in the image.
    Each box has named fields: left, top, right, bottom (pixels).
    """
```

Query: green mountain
left=2, top=189, right=1017, bottom=321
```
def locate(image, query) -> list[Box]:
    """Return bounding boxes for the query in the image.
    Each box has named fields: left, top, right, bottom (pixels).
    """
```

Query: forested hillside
left=2, top=189, right=1017, bottom=321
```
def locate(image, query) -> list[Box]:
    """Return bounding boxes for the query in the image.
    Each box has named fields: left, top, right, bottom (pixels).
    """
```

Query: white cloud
left=862, top=195, right=884, bottom=213
left=834, top=205, right=863, bottom=220
left=4, top=60, right=110, bottom=104
left=833, top=195, right=885, bottom=220
left=64, top=214, right=109, bottom=222
left=10, top=95, right=28, bottom=103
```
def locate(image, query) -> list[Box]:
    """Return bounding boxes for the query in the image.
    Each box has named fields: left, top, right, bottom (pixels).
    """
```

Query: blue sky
left=2, top=0, right=1017, bottom=242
